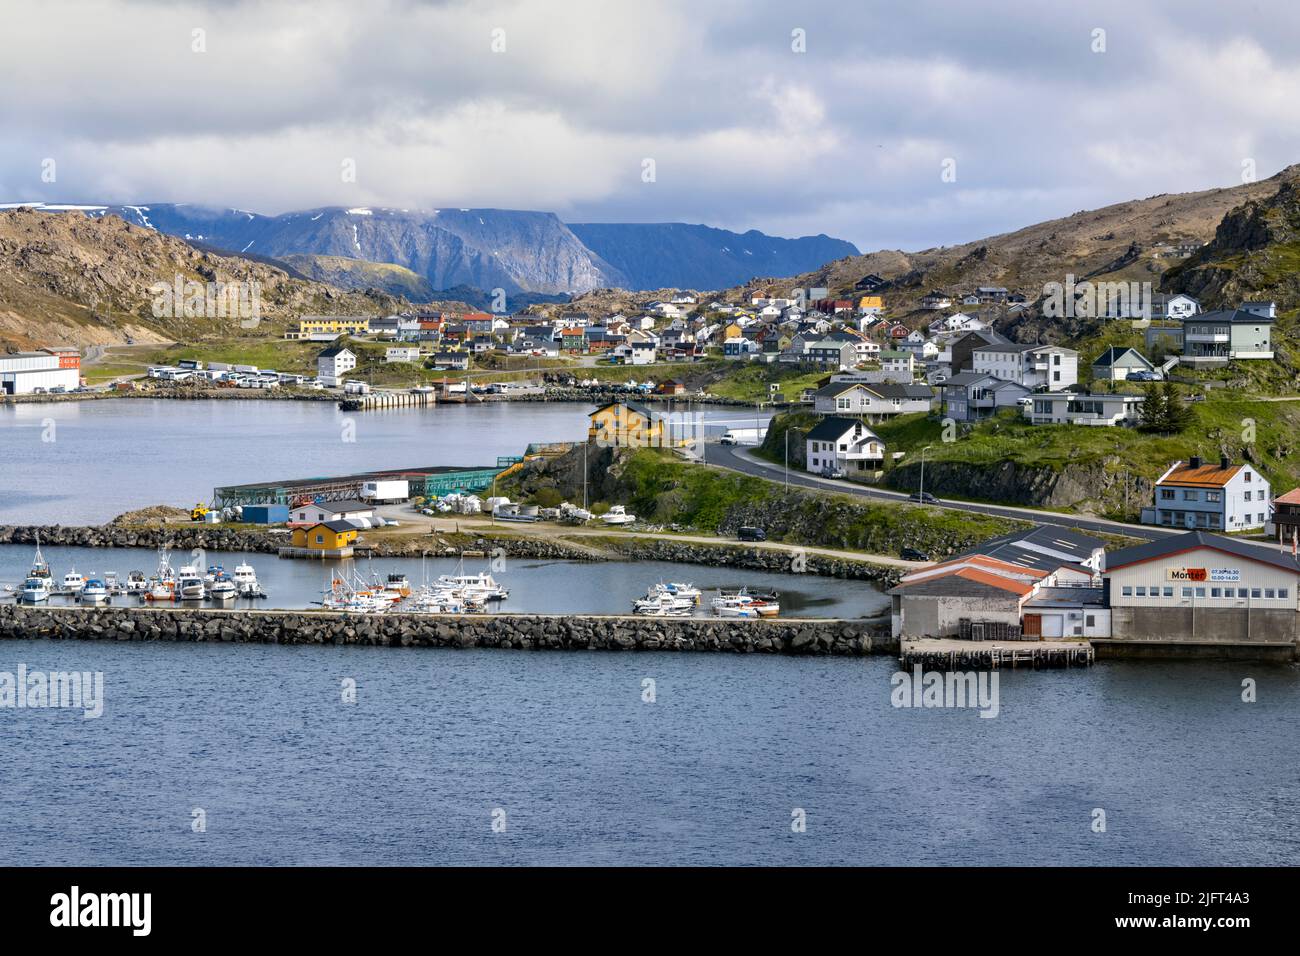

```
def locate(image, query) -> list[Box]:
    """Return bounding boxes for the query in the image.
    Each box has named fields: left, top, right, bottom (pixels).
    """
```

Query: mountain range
left=7, top=203, right=860, bottom=296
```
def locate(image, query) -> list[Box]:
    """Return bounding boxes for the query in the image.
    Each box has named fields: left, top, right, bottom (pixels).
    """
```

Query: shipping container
left=242, top=504, right=290, bottom=524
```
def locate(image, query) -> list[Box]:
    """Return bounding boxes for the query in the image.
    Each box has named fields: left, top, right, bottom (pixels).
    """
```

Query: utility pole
left=784, top=428, right=789, bottom=489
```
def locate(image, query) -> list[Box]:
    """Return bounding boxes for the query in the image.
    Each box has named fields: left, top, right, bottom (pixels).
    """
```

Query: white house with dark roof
left=971, top=342, right=1078, bottom=390
left=805, top=417, right=885, bottom=476
left=316, top=346, right=356, bottom=387
left=1091, top=347, right=1155, bottom=382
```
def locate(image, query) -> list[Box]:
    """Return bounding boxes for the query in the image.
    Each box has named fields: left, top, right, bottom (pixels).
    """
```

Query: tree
left=1137, top=381, right=1166, bottom=432
left=1162, top=381, right=1192, bottom=432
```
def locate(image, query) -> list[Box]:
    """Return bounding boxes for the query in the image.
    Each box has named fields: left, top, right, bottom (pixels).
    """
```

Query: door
left=1022, top=614, right=1042, bottom=638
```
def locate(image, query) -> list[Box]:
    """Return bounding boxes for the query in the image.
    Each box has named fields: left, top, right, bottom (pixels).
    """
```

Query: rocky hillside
left=0, top=209, right=409, bottom=349
left=569, top=222, right=858, bottom=291
left=278, top=254, right=437, bottom=300
left=1162, top=176, right=1300, bottom=310
left=736, top=166, right=1300, bottom=312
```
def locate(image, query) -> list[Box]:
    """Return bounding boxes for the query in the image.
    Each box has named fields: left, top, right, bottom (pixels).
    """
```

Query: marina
left=0, top=543, right=888, bottom=619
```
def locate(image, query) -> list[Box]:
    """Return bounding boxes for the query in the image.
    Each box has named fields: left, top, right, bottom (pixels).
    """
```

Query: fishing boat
left=381, top=572, right=411, bottom=598
left=61, top=568, right=86, bottom=594
left=125, top=570, right=149, bottom=594
left=208, top=575, right=237, bottom=601
left=28, top=536, right=53, bottom=585
left=103, top=571, right=123, bottom=595
left=79, top=578, right=110, bottom=605
left=231, top=562, right=263, bottom=597
left=601, top=505, right=637, bottom=525
left=144, top=547, right=177, bottom=601
left=18, top=575, right=50, bottom=604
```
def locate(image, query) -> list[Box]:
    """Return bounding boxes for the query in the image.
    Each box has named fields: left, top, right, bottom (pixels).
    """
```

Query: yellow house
left=587, top=401, right=673, bottom=448
left=292, top=315, right=372, bottom=340
left=291, top=521, right=359, bottom=552
left=859, top=295, right=884, bottom=312
left=721, top=321, right=744, bottom=340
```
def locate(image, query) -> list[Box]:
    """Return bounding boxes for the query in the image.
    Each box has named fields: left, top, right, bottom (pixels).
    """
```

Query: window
left=1265, top=589, right=1276, bottom=599
left=1281, top=589, right=1290, bottom=600
left=1211, top=588, right=1221, bottom=598
left=1086, top=615, right=1095, bottom=627
left=1244, top=490, right=1252, bottom=501
left=1207, top=491, right=1221, bottom=502
left=1161, top=489, right=1175, bottom=500
left=1135, top=587, right=1146, bottom=597
left=1183, top=490, right=1198, bottom=501
left=1122, top=586, right=1133, bottom=596
left=1245, top=472, right=1252, bottom=482
left=1251, top=588, right=1262, bottom=599
left=1182, top=587, right=1193, bottom=598
left=1195, top=587, right=1206, bottom=598
left=1238, top=588, right=1249, bottom=599
left=315, top=534, right=324, bottom=544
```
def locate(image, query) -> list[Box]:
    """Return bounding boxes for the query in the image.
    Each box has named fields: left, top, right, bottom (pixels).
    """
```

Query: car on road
left=719, top=434, right=737, bottom=446
left=820, top=465, right=847, bottom=479
left=908, top=491, right=939, bottom=504
left=736, top=526, right=767, bottom=542
left=899, top=547, right=930, bottom=562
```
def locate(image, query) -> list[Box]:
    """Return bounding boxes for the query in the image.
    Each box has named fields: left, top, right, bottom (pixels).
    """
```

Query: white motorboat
left=208, top=576, right=237, bottom=601
left=178, top=572, right=206, bottom=601
left=712, top=588, right=780, bottom=619
left=62, top=568, right=85, bottom=594
left=203, top=565, right=225, bottom=586
left=103, top=571, right=123, bottom=595
left=79, top=578, right=110, bottom=605
left=435, top=569, right=508, bottom=600
left=652, top=581, right=701, bottom=603
left=18, top=576, right=50, bottom=604
left=601, top=505, right=636, bottom=525
left=125, top=570, right=149, bottom=594
left=632, top=591, right=693, bottom=617
left=232, top=562, right=262, bottom=597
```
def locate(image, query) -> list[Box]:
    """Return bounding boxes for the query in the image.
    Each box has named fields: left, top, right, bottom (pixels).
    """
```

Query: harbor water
left=0, top=640, right=1296, bottom=865
left=0, top=398, right=772, bottom=525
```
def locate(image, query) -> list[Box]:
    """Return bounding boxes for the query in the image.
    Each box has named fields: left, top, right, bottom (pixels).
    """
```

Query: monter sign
left=1166, top=567, right=1241, bottom=583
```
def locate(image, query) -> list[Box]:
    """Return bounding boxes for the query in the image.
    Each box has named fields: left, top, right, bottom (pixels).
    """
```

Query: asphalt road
left=702, top=441, right=1177, bottom=543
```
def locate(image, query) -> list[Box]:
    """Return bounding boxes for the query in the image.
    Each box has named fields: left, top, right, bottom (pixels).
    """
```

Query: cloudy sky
left=3, top=0, right=1299, bottom=251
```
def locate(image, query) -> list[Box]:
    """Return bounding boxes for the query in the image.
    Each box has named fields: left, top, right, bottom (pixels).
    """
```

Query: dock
left=338, top=390, right=436, bottom=412
left=900, top=637, right=1095, bottom=670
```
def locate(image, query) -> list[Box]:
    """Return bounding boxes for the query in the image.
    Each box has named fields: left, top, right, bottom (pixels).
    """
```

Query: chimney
left=1220, top=454, right=1231, bottom=471
left=1189, top=455, right=1202, bottom=469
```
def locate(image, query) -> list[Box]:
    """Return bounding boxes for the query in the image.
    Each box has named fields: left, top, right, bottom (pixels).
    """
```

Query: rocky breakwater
left=0, top=605, right=888, bottom=656
left=0, top=524, right=284, bottom=553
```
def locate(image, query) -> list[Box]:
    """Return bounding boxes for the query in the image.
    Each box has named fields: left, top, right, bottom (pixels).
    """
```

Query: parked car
left=1126, top=370, right=1159, bottom=382
left=900, top=547, right=931, bottom=562
left=908, top=491, right=939, bottom=504
left=821, top=465, right=847, bottom=479
left=737, top=526, right=767, bottom=542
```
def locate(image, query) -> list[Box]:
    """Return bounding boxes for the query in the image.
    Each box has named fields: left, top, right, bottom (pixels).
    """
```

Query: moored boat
left=208, top=575, right=237, bottom=601
left=79, top=578, right=110, bottom=605
left=19, top=576, right=50, bottom=604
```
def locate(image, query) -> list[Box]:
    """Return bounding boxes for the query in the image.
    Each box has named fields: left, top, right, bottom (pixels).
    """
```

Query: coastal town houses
left=1023, top=391, right=1145, bottom=427
left=316, top=346, right=356, bottom=387
left=587, top=400, right=676, bottom=448
left=941, top=372, right=1029, bottom=422
left=1141, top=456, right=1271, bottom=531
left=971, top=342, right=1079, bottom=390
left=1091, top=347, right=1156, bottom=382
left=812, top=380, right=934, bottom=420
left=1179, top=308, right=1275, bottom=364
left=888, top=554, right=1054, bottom=640
left=804, top=417, right=885, bottom=477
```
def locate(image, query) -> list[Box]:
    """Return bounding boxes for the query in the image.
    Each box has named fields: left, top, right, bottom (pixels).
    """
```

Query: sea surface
left=0, top=398, right=770, bottom=525
left=0, top=544, right=885, bottom=619
left=0, top=640, right=1296, bottom=865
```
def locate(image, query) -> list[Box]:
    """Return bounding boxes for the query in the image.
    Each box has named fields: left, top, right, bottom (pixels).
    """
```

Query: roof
left=905, top=552, right=1052, bottom=583
left=1093, top=346, right=1153, bottom=369
left=868, top=383, right=933, bottom=399
left=1274, top=488, right=1300, bottom=506
left=943, top=371, right=997, bottom=387
left=1104, top=531, right=1300, bottom=576
left=1157, top=460, right=1243, bottom=488
left=307, top=520, right=359, bottom=534
left=806, top=416, right=880, bottom=443
left=1186, top=308, right=1274, bottom=324
left=890, top=566, right=1036, bottom=598
left=299, top=499, right=373, bottom=514
left=956, top=526, right=1105, bottom=573
left=317, top=347, right=354, bottom=358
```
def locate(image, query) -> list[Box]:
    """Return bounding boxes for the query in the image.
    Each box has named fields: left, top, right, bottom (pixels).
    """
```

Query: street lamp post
left=918, top=444, right=932, bottom=502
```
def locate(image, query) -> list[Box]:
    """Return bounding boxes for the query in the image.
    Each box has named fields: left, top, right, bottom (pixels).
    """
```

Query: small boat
left=435, top=568, right=508, bottom=600
left=208, top=575, right=237, bottom=601
left=62, top=568, right=85, bottom=594
left=203, top=564, right=225, bottom=586
left=79, top=578, right=110, bottom=605
left=601, top=505, right=637, bottom=525
left=18, top=576, right=50, bottom=604
left=652, top=581, right=701, bottom=603
left=177, top=572, right=206, bottom=601
left=382, top=572, right=411, bottom=598
left=103, top=571, right=123, bottom=595
left=28, top=536, right=53, bottom=585
left=712, top=588, right=780, bottom=619
left=232, top=562, right=262, bottom=597
left=125, top=570, right=149, bottom=594
left=632, top=591, right=693, bottom=617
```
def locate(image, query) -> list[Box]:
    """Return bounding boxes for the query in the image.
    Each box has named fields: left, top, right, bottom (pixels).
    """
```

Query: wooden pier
left=900, top=638, right=1095, bottom=670
left=338, top=390, right=436, bottom=412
